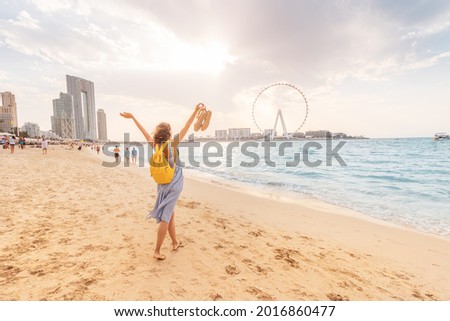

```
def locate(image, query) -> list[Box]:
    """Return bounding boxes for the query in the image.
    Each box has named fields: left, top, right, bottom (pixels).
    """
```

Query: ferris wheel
left=251, top=83, right=309, bottom=139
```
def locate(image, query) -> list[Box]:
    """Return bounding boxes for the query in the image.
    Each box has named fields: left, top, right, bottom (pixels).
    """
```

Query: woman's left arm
left=177, top=103, right=204, bottom=142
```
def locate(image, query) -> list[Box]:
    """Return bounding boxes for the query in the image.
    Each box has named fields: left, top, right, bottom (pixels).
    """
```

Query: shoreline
left=1, top=147, right=449, bottom=300
left=180, top=170, right=450, bottom=261
left=183, top=168, right=450, bottom=242
left=103, top=137, right=450, bottom=239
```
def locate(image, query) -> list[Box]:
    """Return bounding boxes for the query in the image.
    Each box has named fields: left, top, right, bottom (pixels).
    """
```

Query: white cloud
left=2, top=0, right=450, bottom=138
left=401, top=10, right=450, bottom=39
left=29, top=0, right=74, bottom=13
left=9, top=11, right=40, bottom=30
left=2, top=3, right=236, bottom=75
left=402, top=50, right=450, bottom=71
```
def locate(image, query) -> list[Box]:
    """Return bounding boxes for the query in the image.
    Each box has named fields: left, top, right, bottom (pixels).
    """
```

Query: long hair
left=153, top=122, right=171, bottom=145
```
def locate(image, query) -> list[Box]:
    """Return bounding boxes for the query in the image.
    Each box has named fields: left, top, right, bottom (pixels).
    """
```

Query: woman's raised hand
left=195, top=103, right=206, bottom=112
left=120, top=112, right=134, bottom=119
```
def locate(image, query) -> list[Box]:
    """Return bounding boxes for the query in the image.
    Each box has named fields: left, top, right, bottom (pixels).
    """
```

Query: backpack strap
left=154, top=140, right=169, bottom=152
left=154, top=140, right=172, bottom=160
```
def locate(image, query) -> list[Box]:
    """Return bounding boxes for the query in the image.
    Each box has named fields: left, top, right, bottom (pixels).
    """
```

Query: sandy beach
left=1, top=146, right=449, bottom=301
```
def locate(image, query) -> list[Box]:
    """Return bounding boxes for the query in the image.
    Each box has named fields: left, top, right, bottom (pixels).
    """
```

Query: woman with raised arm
left=120, top=103, right=205, bottom=260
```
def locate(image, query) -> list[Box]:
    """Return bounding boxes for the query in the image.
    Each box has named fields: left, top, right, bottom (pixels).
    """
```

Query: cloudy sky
left=1, top=0, right=450, bottom=140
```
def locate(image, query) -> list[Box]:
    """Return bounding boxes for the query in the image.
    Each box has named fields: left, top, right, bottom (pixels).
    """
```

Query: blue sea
left=108, top=138, right=450, bottom=237
left=176, top=138, right=450, bottom=238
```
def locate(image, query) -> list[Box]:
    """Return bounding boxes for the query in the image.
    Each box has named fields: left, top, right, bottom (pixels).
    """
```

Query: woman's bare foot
left=172, top=241, right=183, bottom=251
left=153, top=253, right=166, bottom=260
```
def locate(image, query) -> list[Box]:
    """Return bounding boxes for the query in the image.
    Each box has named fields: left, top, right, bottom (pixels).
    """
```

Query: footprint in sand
left=274, top=248, right=300, bottom=268
left=29, top=268, right=45, bottom=277
left=170, top=281, right=188, bottom=296
left=47, top=286, right=62, bottom=295
left=1, top=265, right=21, bottom=284
left=214, top=218, right=230, bottom=230
left=213, top=244, right=224, bottom=250
left=337, top=280, right=363, bottom=292
left=180, top=200, right=201, bottom=209
left=394, top=271, right=412, bottom=280
left=225, top=264, right=240, bottom=275
left=122, top=234, right=133, bottom=242
left=248, top=229, right=264, bottom=237
left=82, top=244, right=110, bottom=252
left=210, top=293, right=223, bottom=301
left=242, top=258, right=272, bottom=275
left=327, top=292, right=349, bottom=301
left=328, top=267, right=365, bottom=283
left=411, top=289, right=437, bottom=300
left=246, top=286, right=276, bottom=300
left=58, top=237, right=71, bottom=245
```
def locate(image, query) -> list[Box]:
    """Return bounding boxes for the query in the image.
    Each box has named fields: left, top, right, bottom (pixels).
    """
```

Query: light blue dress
left=146, top=138, right=183, bottom=223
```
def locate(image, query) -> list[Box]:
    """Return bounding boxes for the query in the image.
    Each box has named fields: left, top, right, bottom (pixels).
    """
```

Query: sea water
left=106, top=138, right=450, bottom=237
left=178, top=138, right=450, bottom=237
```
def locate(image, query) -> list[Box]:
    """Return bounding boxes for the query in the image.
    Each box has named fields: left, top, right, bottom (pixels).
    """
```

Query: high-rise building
left=97, top=108, right=108, bottom=141
left=66, top=75, right=97, bottom=140
left=51, top=92, right=75, bottom=139
left=0, top=91, right=18, bottom=133
left=22, top=122, right=41, bottom=138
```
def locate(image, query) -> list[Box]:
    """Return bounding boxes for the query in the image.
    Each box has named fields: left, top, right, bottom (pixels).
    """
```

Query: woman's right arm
left=120, top=112, right=153, bottom=143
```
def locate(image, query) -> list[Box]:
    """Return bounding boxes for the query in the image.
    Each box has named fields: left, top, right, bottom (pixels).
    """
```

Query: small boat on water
left=434, top=132, right=449, bottom=141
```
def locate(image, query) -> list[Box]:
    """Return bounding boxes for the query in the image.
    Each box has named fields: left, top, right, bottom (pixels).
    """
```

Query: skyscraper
left=21, top=122, right=41, bottom=138
left=66, top=75, right=97, bottom=140
left=97, top=108, right=108, bottom=141
left=0, top=91, right=18, bottom=133
left=51, top=92, right=75, bottom=139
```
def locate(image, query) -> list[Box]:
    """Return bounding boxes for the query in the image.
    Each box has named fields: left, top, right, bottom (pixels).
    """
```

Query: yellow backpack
left=150, top=141, right=175, bottom=184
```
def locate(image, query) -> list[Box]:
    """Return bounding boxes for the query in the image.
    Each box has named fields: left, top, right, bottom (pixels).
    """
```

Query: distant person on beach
left=9, top=136, right=15, bottom=154
left=113, top=145, right=120, bottom=163
left=124, top=147, right=130, bottom=166
left=131, top=147, right=137, bottom=164
left=96, top=145, right=101, bottom=155
left=120, top=103, right=205, bottom=260
left=41, top=137, right=48, bottom=155
left=19, top=137, right=25, bottom=149
left=77, top=143, right=82, bottom=151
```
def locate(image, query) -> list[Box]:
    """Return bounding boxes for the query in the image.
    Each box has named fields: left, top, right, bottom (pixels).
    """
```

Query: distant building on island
left=291, top=132, right=305, bottom=138
left=51, top=92, right=75, bottom=139
left=22, top=122, right=41, bottom=138
left=214, top=129, right=228, bottom=140
left=332, top=132, right=348, bottom=139
left=305, top=130, right=332, bottom=138
left=228, top=128, right=251, bottom=140
left=66, top=75, right=97, bottom=140
left=215, top=130, right=227, bottom=140
left=209, top=128, right=357, bottom=141
left=251, top=132, right=263, bottom=139
left=97, top=108, right=108, bottom=141
left=0, top=91, right=18, bottom=134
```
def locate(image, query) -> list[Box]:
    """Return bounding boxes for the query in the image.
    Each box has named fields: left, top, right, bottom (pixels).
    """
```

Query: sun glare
left=167, top=41, right=235, bottom=74
left=148, top=36, right=235, bottom=74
